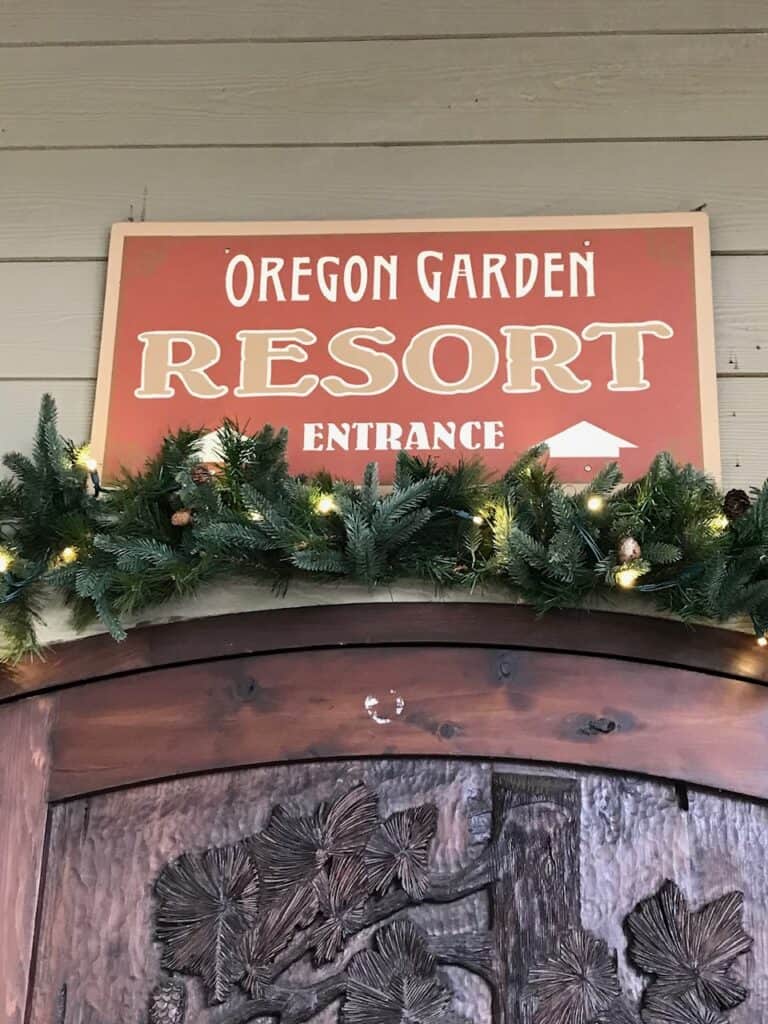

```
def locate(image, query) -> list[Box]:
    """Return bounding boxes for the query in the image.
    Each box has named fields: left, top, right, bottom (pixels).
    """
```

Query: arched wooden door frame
left=3, top=602, right=768, bottom=800
left=4, top=602, right=768, bottom=1023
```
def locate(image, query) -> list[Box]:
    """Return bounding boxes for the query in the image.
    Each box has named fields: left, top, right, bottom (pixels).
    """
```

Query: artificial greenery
left=0, top=396, right=767, bottom=663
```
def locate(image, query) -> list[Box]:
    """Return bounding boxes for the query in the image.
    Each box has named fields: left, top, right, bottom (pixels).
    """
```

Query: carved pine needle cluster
left=527, top=882, right=753, bottom=1024
left=151, top=784, right=471, bottom=1023
left=149, top=783, right=753, bottom=1024
left=343, top=919, right=456, bottom=1024
left=527, top=930, right=621, bottom=1024
left=625, top=881, right=753, bottom=1023
left=154, top=844, right=261, bottom=1003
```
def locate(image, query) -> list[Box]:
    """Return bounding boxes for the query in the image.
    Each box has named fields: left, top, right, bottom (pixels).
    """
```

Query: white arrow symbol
left=541, top=420, right=637, bottom=458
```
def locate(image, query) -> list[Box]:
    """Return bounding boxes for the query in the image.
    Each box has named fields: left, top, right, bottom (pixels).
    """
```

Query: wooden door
left=22, top=758, right=767, bottom=1023
left=3, top=604, right=768, bottom=1024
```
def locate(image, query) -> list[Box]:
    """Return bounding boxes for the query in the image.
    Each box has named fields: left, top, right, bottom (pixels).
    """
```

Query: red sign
left=93, top=216, right=719, bottom=481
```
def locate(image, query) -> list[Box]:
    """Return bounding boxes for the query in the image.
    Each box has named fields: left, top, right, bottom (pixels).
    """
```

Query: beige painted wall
left=1, top=1, right=766, bottom=493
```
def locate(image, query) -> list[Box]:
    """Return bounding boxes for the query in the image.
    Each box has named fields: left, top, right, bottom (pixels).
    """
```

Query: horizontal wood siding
left=717, top=378, right=768, bottom=488
left=1, top=263, right=104, bottom=378
left=713, top=257, right=768, bottom=374
left=0, top=382, right=94, bottom=456
left=3, top=143, right=768, bottom=259
left=3, top=0, right=768, bottom=43
left=0, top=5, right=766, bottom=494
left=3, top=37, right=768, bottom=148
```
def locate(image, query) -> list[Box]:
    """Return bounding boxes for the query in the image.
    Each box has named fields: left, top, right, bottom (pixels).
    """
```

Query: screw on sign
left=364, top=690, right=406, bottom=725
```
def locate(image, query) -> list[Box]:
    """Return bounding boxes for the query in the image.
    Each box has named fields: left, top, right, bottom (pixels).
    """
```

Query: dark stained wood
left=0, top=697, right=52, bottom=1024
left=492, top=774, right=580, bottom=1023
left=29, top=760, right=495, bottom=1024
left=49, top=644, right=768, bottom=801
left=579, top=772, right=694, bottom=1009
left=27, top=758, right=761, bottom=1023
left=2, top=603, right=767, bottom=701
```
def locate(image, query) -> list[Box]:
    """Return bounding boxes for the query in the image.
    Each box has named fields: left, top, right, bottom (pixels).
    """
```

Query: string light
left=75, top=444, right=101, bottom=496
left=615, top=567, right=641, bottom=589
left=75, top=446, right=98, bottom=474
left=248, top=510, right=264, bottom=522
left=0, top=549, right=13, bottom=574
left=586, top=495, right=605, bottom=513
left=315, top=494, right=337, bottom=515
left=452, top=509, right=486, bottom=525
left=59, top=546, right=78, bottom=565
left=708, top=514, right=729, bottom=534
left=757, top=635, right=768, bottom=648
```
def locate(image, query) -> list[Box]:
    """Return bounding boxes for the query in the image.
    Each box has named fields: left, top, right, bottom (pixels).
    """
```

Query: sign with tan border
left=92, top=214, right=719, bottom=482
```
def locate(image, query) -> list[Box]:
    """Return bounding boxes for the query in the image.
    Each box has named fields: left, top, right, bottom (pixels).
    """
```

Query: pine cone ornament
left=190, top=463, right=212, bottom=485
left=148, top=981, right=186, bottom=1024
left=617, top=536, right=642, bottom=564
left=723, top=488, right=751, bottom=521
left=171, top=509, right=192, bottom=527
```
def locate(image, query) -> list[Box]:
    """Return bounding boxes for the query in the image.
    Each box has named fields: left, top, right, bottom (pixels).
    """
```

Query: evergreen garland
left=0, top=396, right=766, bottom=663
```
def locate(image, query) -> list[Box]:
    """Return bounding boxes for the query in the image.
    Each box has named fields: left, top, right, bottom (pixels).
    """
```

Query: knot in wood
left=581, top=717, right=617, bottom=736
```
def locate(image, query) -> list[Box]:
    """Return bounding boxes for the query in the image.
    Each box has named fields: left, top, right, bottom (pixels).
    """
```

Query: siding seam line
left=3, top=28, right=768, bottom=47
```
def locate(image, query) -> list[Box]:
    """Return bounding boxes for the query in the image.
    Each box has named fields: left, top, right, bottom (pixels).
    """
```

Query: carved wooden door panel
left=28, top=758, right=764, bottom=1024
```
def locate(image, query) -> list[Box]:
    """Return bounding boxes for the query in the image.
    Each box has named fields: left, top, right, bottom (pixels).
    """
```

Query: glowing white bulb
left=316, top=495, right=337, bottom=515
left=59, top=546, right=78, bottom=565
left=586, top=495, right=604, bottom=513
left=616, top=567, right=641, bottom=589
left=472, top=514, right=483, bottom=526
left=76, top=446, right=98, bottom=473
left=248, top=510, right=264, bottom=522
left=757, top=635, right=768, bottom=648
left=0, top=550, right=13, bottom=573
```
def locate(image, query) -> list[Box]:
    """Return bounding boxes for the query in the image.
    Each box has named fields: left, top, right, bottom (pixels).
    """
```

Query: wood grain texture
left=48, top=644, right=768, bottom=800
left=3, top=35, right=768, bottom=148
left=25, top=757, right=768, bottom=1022
left=28, top=759, right=491, bottom=1024
left=578, top=773, right=768, bottom=1018
left=0, top=697, right=52, bottom=1024
left=686, top=788, right=768, bottom=1021
left=2, top=603, right=767, bottom=701
left=3, top=255, right=765, bottom=378
left=579, top=773, right=693, bottom=1005
left=493, top=774, right=580, bottom=1022
left=3, top=0, right=768, bottom=43
left=2, top=143, right=768, bottom=259
left=0, top=376, right=762, bottom=489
